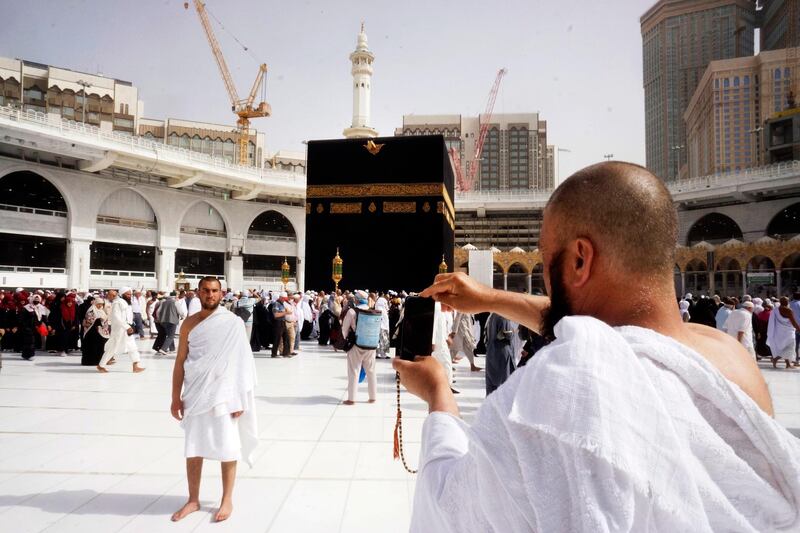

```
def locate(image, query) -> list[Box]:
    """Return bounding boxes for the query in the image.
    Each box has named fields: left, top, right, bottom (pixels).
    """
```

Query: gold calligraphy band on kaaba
left=306, top=183, right=456, bottom=220
left=383, top=201, right=416, bottom=213
left=329, top=202, right=362, bottom=214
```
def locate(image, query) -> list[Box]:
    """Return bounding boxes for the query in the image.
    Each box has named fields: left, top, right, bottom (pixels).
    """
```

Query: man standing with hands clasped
left=170, top=276, right=258, bottom=523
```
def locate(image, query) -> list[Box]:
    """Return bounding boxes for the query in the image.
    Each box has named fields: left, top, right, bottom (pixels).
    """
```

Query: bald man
left=396, top=162, right=800, bottom=532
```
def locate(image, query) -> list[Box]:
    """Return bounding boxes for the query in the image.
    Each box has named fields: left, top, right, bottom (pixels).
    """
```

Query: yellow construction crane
left=185, top=0, right=271, bottom=165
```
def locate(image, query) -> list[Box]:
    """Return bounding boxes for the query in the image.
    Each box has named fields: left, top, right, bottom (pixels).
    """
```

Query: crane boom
left=187, top=0, right=271, bottom=165
left=192, top=0, right=240, bottom=107
left=468, top=68, right=506, bottom=186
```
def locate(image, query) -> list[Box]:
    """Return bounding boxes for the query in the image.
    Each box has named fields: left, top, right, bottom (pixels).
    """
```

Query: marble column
left=776, top=269, right=782, bottom=296
left=156, top=247, right=176, bottom=292
left=67, top=239, right=92, bottom=292
left=526, top=273, right=532, bottom=294
left=741, top=271, right=748, bottom=295
left=503, top=272, right=508, bottom=291
left=225, top=254, right=244, bottom=292
left=680, top=271, right=686, bottom=298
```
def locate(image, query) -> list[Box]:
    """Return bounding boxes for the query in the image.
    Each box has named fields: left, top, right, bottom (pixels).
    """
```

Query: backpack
left=233, top=302, right=251, bottom=323
left=354, top=308, right=382, bottom=349
left=331, top=323, right=355, bottom=352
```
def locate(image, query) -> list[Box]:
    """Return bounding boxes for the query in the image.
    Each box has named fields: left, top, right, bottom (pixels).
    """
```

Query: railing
left=90, top=269, right=156, bottom=278
left=180, top=226, right=226, bottom=238
left=455, top=189, right=554, bottom=204
left=0, top=105, right=304, bottom=184
left=0, top=202, right=67, bottom=218
left=179, top=273, right=227, bottom=281
left=97, top=215, right=157, bottom=230
left=0, top=265, right=66, bottom=273
left=247, top=232, right=297, bottom=243
left=668, top=160, right=800, bottom=194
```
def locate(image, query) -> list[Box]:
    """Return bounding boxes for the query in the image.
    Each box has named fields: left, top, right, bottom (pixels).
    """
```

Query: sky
left=1, top=0, right=650, bottom=179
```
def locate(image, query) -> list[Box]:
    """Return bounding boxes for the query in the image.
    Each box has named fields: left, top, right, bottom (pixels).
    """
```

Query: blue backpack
left=354, top=308, right=382, bottom=349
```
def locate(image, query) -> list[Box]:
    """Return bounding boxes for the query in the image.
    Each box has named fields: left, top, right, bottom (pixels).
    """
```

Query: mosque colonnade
left=0, top=159, right=305, bottom=292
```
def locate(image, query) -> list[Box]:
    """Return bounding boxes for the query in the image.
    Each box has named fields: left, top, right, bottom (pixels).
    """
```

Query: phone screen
left=398, top=296, right=435, bottom=361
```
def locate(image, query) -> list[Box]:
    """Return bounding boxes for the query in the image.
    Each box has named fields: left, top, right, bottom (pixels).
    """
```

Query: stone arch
left=178, top=199, right=230, bottom=236
left=507, top=262, right=528, bottom=293
left=781, top=252, right=800, bottom=294
left=0, top=169, right=69, bottom=213
left=746, top=255, right=777, bottom=297
left=767, top=202, right=800, bottom=240
left=686, top=213, right=743, bottom=246
left=492, top=262, right=505, bottom=290
left=0, top=166, right=74, bottom=216
left=96, top=187, right=159, bottom=228
left=715, top=256, right=743, bottom=297
left=246, top=209, right=297, bottom=240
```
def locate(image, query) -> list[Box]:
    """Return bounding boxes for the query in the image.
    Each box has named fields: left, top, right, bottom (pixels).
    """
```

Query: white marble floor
left=0, top=338, right=487, bottom=533
left=1, top=339, right=799, bottom=533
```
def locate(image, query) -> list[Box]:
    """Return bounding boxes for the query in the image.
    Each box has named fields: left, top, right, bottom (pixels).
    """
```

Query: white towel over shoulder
left=182, top=306, right=259, bottom=466
left=412, top=316, right=800, bottom=532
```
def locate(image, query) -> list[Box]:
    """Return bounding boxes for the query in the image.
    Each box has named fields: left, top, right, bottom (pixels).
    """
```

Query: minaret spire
left=343, top=23, right=378, bottom=139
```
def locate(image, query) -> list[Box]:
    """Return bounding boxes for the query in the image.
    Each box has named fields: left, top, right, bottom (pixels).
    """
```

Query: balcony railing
left=97, top=215, right=157, bottom=230
left=0, top=202, right=67, bottom=218
left=0, top=265, right=66, bottom=274
left=180, top=226, right=227, bottom=238
left=455, top=190, right=554, bottom=204
left=90, top=269, right=156, bottom=278
left=247, top=232, right=297, bottom=243
left=0, top=104, right=303, bottom=184
left=668, top=160, right=800, bottom=194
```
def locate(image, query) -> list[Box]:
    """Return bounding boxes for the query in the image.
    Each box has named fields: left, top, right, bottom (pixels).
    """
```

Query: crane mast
left=187, top=0, right=271, bottom=165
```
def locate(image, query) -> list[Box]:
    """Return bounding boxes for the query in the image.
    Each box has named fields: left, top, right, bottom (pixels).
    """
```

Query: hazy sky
left=1, top=0, right=650, bottom=179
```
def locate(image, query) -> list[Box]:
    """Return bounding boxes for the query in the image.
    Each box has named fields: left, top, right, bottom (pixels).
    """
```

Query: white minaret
left=343, top=22, right=378, bottom=139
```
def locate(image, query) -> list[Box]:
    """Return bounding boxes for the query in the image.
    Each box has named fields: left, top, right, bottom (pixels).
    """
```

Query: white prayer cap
left=280, top=291, right=288, bottom=298
left=118, top=286, right=132, bottom=296
left=15, top=287, right=23, bottom=292
left=355, top=290, right=368, bottom=300
left=743, top=294, right=752, bottom=302
left=684, top=293, right=693, bottom=300
left=753, top=298, right=763, bottom=306
left=742, top=301, right=754, bottom=309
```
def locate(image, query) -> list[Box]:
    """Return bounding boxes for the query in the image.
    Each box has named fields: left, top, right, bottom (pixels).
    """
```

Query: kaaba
left=304, top=135, right=455, bottom=293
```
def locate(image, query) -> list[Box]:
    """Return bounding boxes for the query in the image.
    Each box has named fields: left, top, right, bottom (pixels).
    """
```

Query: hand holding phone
left=397, top=296, right=435, bottom=361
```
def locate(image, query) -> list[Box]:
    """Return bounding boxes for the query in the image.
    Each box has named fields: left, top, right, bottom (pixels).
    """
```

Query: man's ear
left=570, top=237, right=595, bottom=289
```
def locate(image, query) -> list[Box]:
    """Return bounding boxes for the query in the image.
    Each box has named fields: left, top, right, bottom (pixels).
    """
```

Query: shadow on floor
left=1, top=491, right=192, bottom=516
left=256, top=394, right=342, bottom=405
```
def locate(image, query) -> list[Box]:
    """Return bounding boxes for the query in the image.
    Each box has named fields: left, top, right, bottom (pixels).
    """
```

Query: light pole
left=748, top=126, right=764, bottom=166
left=603, top=153, right=614, bottom=161
left=670, top=145, right=684, bottom=179
left=76, top=79, right=92, bottom=123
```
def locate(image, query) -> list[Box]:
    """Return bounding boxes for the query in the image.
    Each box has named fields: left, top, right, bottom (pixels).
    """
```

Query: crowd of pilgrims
left=678, top=292, right=800, bottom=369
left=0, top=286, right=550, bottom=397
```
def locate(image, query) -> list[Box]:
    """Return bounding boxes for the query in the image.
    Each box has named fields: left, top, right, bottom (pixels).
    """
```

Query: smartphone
left=398, top=296, right=435, bottom=361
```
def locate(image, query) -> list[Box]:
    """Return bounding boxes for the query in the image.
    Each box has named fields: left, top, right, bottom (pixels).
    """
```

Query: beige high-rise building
left=395, top=113, right=555, bottom=191
left=761, top=0, right=800, bottom=51
left=684, top=47, right=800, bottom=177
left=641, top=0, right=757, bottom=181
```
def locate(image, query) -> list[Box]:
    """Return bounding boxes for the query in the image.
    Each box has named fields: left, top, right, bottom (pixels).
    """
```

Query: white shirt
left=187, top=297, right=201, bottom=316
left=723, top=308, right=754, bottom=352
left=130, top=295, right=146, bottom=314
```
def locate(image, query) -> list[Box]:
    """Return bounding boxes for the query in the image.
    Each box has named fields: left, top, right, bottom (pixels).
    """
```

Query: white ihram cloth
left=768, top=309, right=797, bottom=361
left=412, top=316, right=800, bottom=532
left=181, top=306, right=258, bottom=465
left=99, top=297, right=140, bottom=366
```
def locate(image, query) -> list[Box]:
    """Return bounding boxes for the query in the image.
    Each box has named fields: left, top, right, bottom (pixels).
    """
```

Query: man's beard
left=540, top=249, right=574, bottom=341
left=122, top=295, right=131, bottom=304
left=201, top=299, right=220, bottom=310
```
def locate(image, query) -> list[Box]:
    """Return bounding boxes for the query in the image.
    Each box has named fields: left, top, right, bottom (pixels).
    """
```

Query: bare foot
left=107, top=358, right=116, bottom=365
left=171, top=500, right=200, bottom=522
left=342, top=400, right=355, bottom=405
left=133, top=364, right=145, bottom=373
left=368, top=399, right=376, bottom=403
left=214, top=499, right=233, bottom=522
left=96, top=366, right=108, bottom=373
left=470, top=365, right=483, bottom=372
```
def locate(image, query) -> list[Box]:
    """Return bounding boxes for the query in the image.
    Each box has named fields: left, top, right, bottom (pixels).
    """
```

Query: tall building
left=761, top=0, right=800, bottom=51
left=395, top=113, right=555, bottom=190
left=0, top=56, right=141, bottom=135
left=641, top=0, right=757, bottom=181
left=684, top=46, right=800, bottom=176
left=343, top=23, right=378, bottom=139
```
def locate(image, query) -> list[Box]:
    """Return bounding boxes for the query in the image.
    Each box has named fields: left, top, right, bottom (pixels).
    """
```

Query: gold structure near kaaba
left=332, top=248, right=343, bottom=291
